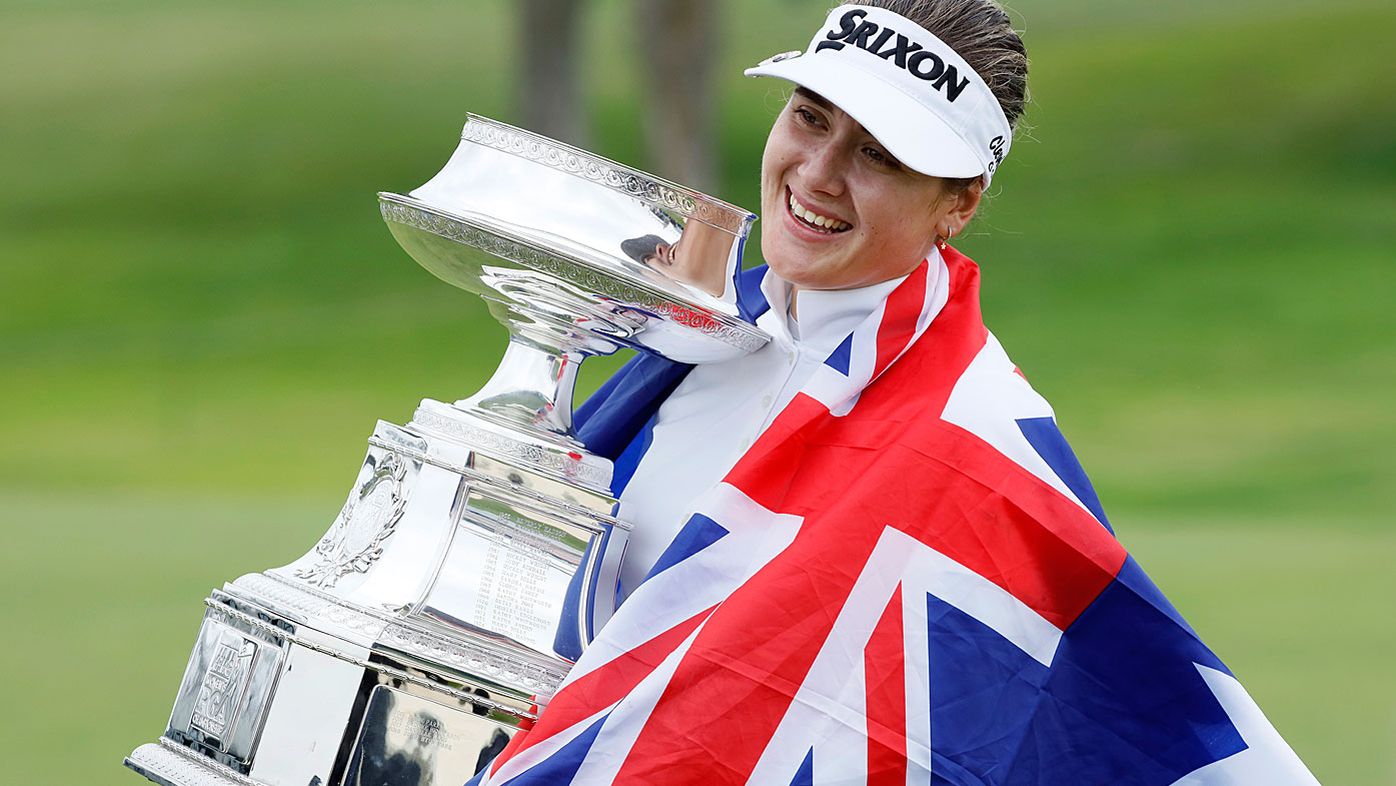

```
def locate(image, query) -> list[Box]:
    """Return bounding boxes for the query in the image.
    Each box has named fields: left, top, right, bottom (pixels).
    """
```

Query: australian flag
left=473, top=249, right=1319, bottom=785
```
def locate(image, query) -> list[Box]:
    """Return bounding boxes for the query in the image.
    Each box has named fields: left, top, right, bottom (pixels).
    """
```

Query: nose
left=797, top=138, right=846, bottom=199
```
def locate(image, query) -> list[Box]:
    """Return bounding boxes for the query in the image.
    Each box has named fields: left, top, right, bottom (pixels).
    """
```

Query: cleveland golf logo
left=987, top=135, right=1006, bottom=172
left=816, top=8, right=972, bottom=102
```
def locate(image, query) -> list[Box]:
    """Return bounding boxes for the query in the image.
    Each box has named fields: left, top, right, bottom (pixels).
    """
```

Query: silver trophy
left=125, top=114, right=767, bottom=786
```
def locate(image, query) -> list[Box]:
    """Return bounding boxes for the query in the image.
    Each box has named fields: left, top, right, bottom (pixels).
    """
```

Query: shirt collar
left=758, top=267, right=909, bottom=355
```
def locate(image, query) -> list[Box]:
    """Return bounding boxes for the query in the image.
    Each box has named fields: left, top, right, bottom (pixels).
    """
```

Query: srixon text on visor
left=816, top=9, right=971, bottom=102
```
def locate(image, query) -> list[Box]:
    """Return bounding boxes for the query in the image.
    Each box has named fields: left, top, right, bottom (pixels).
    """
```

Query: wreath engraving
left=295, top=452, right=408, bottom=588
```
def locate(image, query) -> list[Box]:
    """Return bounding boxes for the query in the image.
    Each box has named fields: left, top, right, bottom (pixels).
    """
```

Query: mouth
left=786, top=187, right=852, bottom=235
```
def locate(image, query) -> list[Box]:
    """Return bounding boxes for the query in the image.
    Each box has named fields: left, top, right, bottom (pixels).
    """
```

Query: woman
left=477, top=2, right=1317, bottom=783
left=609, top=0, right=1016, bottom=598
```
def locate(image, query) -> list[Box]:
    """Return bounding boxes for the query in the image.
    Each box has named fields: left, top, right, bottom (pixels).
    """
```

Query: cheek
left=760, top=144, right=785, bottom=196
left=760, top=122, right=779, bottom=172
left=897, top=186, right=944, bottom=232
left=852, top=189, right=939, bottom=262
left=760, top=120, right=801, bottom=187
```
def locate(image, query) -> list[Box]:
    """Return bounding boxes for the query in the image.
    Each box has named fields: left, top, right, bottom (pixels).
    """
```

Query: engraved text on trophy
left=190, top=632, right=258, bottom=740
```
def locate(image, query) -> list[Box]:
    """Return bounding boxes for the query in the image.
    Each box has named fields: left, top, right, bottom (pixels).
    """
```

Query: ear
left=947, top=179, right=984, bottom=231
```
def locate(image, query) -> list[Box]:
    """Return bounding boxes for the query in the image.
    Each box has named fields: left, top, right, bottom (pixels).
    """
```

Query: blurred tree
left=636, top=0, right=720, bottom=192
left=517, top=0, right=721, bottom=190
left=518, top=0, right=590, bottom=147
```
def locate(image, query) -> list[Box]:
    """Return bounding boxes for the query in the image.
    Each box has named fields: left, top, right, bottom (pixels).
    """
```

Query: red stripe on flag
left=610, top=525, right=888, bottom=785
left=866, top=584, right=907, bottom=785
left=488, top=714, right=532, bottom=776
left=902, top=422, right=1127, bottom=628
left=490, top=605, right=713, bottom=767
left=873, top=259, right=929, bottom=378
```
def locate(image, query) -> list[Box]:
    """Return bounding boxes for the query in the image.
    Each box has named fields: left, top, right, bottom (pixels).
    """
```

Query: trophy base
left=127, top=740, right=253, bottom=786
left=126, top=589, right=530, bottom=786
left=128, top=405, right=630, bottom=786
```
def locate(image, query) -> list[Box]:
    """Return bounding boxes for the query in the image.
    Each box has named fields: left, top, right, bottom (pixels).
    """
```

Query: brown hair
left=855, top=0, right=1028, bottom=193
left=857, top=0, right=1028, bottom=129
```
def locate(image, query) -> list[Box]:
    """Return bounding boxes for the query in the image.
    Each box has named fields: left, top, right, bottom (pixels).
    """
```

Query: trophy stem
left=454, top=337, right=583, bottom=441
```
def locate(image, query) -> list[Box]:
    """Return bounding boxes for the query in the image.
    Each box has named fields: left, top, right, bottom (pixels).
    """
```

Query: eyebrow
left=791, top=86, right=906, bottom=170
left=792, top=87, right=835, bottom=111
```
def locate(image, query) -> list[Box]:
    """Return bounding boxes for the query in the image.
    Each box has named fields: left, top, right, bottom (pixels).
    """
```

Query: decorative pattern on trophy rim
left=127, top=739, right=257, bottom=786
left=203, top=601, right=290, bottom=644
left=230, top=573, right=388, bottom=639
left=380, top=623, right=566, bottom=696
left=362, top=434, right=623, bottom=528
left=408, top=406, right=612, bottom=490
left=233, top=573, right=568, bottom=695
left=460, top=114, right=754, bottom=234
left=295, top=451, right=409, bottom=588
left=206, top=597, right=532, bottom=717
left=379, top=198, right=767, bottom=355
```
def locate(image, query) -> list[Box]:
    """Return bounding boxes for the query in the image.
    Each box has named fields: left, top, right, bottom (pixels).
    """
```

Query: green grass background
left=2, top=0, right=1393, bottom=782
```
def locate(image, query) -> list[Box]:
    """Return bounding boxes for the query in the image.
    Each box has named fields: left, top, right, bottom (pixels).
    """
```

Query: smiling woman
left=760, top=86, right=981, bottom=291
left=467, top=2, right=1323, bottom=784
left=748, top=0, right=1025, bottom=297
left=601, top=0, right=1030, bottom=598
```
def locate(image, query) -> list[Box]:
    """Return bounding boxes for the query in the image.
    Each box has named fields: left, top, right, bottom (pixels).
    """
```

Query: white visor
left=746, top=4, right=1012, bottom=184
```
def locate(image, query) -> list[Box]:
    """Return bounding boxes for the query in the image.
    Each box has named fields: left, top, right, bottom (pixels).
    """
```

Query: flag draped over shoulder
left=475, top=249, right=1318, bottom=785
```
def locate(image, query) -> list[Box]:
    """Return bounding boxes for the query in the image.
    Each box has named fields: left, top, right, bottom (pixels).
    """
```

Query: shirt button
left=761, top=394, right=774, bottom=408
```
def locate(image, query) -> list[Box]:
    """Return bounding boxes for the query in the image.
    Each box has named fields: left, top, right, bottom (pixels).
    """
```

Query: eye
left=793, top=105, right=823, bottom=128
left=862, top=145, right=902, bottom=170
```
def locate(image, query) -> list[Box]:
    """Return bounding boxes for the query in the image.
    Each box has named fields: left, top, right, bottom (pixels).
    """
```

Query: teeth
left=788, top=192, right=849, bottom=232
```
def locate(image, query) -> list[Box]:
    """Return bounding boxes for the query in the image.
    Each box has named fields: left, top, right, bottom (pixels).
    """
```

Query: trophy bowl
left=124, top=115, right=768, bottom=786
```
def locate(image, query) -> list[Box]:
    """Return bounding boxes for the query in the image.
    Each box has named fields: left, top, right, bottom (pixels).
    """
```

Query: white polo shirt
left=614, top=268, right=906, bottom=596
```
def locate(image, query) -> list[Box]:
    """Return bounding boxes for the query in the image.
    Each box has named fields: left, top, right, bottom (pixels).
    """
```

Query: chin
left=763, top=254, right=826, bottom=291
left=761, top=235, right=839, bottom=289
left=759, top=236, right=801, bottom=283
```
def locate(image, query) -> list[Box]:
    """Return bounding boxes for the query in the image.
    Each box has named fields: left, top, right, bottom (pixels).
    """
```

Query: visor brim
left=746, top=54, right=987, bottom=180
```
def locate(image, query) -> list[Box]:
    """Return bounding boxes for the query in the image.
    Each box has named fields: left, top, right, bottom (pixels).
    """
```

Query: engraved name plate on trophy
left=125, top=114, right=767, bottom=786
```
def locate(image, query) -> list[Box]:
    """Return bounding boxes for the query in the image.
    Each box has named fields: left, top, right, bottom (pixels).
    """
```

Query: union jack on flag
left=473, top=249, right=1318, bottom=785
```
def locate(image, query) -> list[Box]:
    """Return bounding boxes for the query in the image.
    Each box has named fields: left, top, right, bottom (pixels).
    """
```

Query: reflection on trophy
left=125, top=115, right=767, bottom=786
